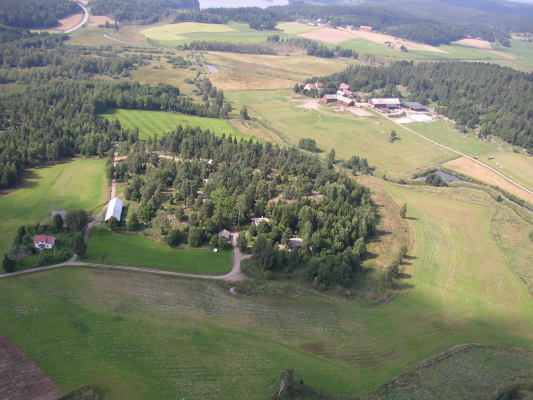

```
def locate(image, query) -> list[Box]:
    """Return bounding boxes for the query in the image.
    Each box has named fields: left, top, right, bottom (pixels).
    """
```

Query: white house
left=251, top=217, right=270, bottom=226
left=105, top=197, right=123, bottom=222
left=34, top=235, right=55, bottom=250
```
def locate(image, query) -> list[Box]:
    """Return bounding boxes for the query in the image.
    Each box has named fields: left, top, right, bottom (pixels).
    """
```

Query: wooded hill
left=0, top=0, right=78, bottom=29
left=306, top=61, right=533, bottom=150
left=89, top=0, right=199, bottom=24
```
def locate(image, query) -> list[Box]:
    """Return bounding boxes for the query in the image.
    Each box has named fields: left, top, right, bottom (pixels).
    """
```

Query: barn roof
left=337, top=95, right=354, bottom=105
left=34, top=235, right=55, bottom=245
left=370, top=98, right=401, bottom=105
left=323, top=94, right=337, bottom=100
left=105, top=197, right=123, bottom=222
left=402, top=101, right=426, bottom=109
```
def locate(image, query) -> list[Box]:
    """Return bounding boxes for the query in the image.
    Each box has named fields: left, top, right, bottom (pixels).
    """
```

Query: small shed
left=105, top=197, right=123, bottom=222
left=34, top=235, right=55, bottom=250
left=251, top=217, right=270, bottom=226
left=288, top=238, right=304, bottom=249
left=218, top=229, right=232, bottom=241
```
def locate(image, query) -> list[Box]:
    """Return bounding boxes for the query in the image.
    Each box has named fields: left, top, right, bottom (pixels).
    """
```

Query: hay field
left=0, top=159, right=107, bottom=259
left=452, top=38, right=493, bottom=49
left=0, top=184, right=531, bottom=398
left=276, top=22, right=320, bottom=35
left=84, top=228, right=232, bottom=275
left=299, top=27, right=355, bottom=44
left=141, top=22, right=236, bottom=42
left=203, top=52, right=353, bottom=90
left=226, top=90, right=455, bottom=177
left=100, top=109, right=248, bottom=140
left=54, top=13, right=84, bottom=32
left=479, top=151, right=533, bottom=192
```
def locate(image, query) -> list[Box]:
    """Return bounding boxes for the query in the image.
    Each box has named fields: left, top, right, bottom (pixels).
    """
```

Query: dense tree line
left=113, top=126, right=376, bottom=288
left=268, top=35, right=357, bottom=58
left=90, top=0, right=199, bottom=24
left=306, top=61, right=533, bottom=150
left=0, top=0, right=78, bottom=29
left=0, top=79, right=231, bottom=189
left=173, top=4, right=511, bottom=45
left=181, top=41, right=277, bottom=55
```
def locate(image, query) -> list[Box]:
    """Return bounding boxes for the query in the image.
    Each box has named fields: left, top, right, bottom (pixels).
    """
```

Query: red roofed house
left=34, top=235, right=55, bottom=250
left=339, top=83, right=351, bottom=90
left=360, top=25, right=373, bottom=32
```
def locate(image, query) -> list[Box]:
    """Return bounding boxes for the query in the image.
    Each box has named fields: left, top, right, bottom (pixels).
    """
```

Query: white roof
left=371, top=98, right=401, bottom=105
left=105, top=197, right=123, bottom=221
left=337, top=95, right=353, bottom=104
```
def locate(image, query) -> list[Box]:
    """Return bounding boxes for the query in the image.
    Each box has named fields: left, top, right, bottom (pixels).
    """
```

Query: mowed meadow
left=0, top=184, right=531, bottom=399
left=101, top=109, right=248, bottom=140
left=0, top=159, right=107, bottom=259
left=226, top=90, right=456, bottom=177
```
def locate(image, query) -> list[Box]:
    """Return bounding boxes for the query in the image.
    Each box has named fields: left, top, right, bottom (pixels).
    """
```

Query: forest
left=305, top=61, right=533, bottom=150
left=174, top=4, right=513, bottom=45
left=0, top=0, right=78, bottom=29
left=89, top=0, right=199, bottom=24
left=110, top=127, right=376, bottom=288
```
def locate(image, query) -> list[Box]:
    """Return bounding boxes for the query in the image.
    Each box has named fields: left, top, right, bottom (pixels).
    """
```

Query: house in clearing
left=251, top=217, right=270, bottom=226
left=105, top=197, right=123, bottom=222
left=369, top=98, right=401, bottom=111
left=360, top=25, right=373, bottom=31
left=401, top=101, right=427, bottom=111
left=337, top=95, right=355, bottom=107
left=322, top=94, right=337, bottom=104
left=34, top=235, right=55, bottom=250
left=218, top=229, right=232, bottom=241
left=304, top=82, right=324, bottom=91
left=288, top=238, right=304, bottom=249
left=339, top=83, right=351, bottom=91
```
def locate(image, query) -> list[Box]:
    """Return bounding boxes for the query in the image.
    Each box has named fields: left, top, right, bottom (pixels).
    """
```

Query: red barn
left=360, top=25, right=373, bottom=31
left=337, top=95, right=355, bottom=107
left=322, top=94, right=337, bottom=103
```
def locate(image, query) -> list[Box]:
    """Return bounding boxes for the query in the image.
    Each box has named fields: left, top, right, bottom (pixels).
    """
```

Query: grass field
left=100, top=109, right=249, bottom=140
left=479, top=151, right=533, bottom=191
left=0, top=184, right=530, bottom=399
left=226, top=90, right=455, bottom=177
left=0, top=159, right=107, bottom=260
left=84, top=228, right=232, bottom=275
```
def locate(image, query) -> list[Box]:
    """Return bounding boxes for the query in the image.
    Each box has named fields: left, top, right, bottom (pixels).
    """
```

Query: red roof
left=360, top=25, right=372, bottom=30
left=34, top=235, right=55, bottom=245
left=340, top=83, right=351, bottom=90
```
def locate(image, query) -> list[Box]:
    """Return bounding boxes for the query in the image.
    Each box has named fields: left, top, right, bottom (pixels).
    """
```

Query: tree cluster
left=0, top=0, right=78, bottom=29
left=181, top=41, right=276, bottom=55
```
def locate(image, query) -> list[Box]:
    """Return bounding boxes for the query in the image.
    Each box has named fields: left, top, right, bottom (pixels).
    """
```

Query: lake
left=199, top=0, right=289, bottom=9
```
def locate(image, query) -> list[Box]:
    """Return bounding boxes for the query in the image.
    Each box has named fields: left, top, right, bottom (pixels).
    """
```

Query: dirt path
left=64, top=2, right=89, bottom=34
left=374, top=107, right=533, bottom=200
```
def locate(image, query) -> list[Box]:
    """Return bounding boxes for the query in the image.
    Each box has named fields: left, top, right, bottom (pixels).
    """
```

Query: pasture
left=0, top=159, right=107, bottom=261
left=226, top=90, right=455, bottom=177
left=0, top=184, right=530, bottom=399
left=100, top=109, right=248, bottom=140
left=479, top=151, right=533, bottom=191
left=84, top=228, right=232, bottom=275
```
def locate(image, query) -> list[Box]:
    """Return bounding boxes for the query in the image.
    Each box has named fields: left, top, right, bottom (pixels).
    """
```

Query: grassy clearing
left=226, top=90, right=455, bottom=177
left=0, top=184, right=530, bottom=399
left=100, top=109, right=248, bottom=140
left=276, top=22, right=320, bottom=35
left=84, top=227, right=232, bottom=275
left=0, top=159, right=107, bottom=259
left=141, top=22, right=236, bottom=43
left=479, top=151, right=533, bottom=191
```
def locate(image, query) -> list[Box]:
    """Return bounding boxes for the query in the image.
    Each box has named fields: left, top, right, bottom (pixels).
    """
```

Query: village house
left=251, top=217, right=270, bottom=226
left=218, top=229, right=232, bottom=241
left=322, top=94, right=337, bottom=104
left=369, top=98, right=401, bottom=111
left=401, top=101, right=428, bottom=112
left=339, top=83, right=351, bottom=91
left=337, top=88, right=354, bottom=98
left=105, top=197, right=123, bottom=222
left=34, top=235, right=55, bottom=250
left=303, top=82, right=324, bottom=91
left=360, top=25, right=373, bottom=32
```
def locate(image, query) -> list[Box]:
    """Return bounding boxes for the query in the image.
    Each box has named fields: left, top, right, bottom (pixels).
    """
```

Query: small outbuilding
left=359, top=25, right=373, bottom=31
left=218, top=229, right=232, bottom=241
left=34, top=235, right=55, bottom=250
left=368, top=98, right=401, bottom=111
left=105, top=197, right=123, bottom=222
left=322, top=94, right=337, bottom=104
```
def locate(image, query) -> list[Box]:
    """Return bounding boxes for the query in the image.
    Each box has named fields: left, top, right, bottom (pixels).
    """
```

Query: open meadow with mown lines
left=0, top=180, right=531, bottom=399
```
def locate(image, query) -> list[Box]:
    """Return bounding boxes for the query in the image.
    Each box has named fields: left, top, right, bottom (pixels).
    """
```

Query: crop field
left=203, top=51, right=353, bottom=90
left=100, top=109, right=248, bottom=140
left=226, top=90, right=455, bottom=177
left=141, top=22, right=290, bottom=47
left=84, top=228, right=232, bottom=275
left=0, top=159, right=107, bottom=261
left=0, top=182, right=530, bottom=399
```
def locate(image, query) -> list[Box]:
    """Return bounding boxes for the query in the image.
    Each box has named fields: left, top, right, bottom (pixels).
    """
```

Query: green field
left=101, top=109, right=248, bottom=140
left=84, top=228, right=232, bottom=275
left=226, top=90, right=455, bottom=177
left=142, top=22, right=290, bottom=47
left=0, top=159, right=107, bottom=260
left=479, top=150, right=533, bottom=191
left=0, top=184, right=531, bottom=399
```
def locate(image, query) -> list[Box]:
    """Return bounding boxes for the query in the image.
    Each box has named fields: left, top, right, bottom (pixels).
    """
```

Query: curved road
left=64, top=2, right=89, bottom=34
left=379, top=108, right=533, bottom=198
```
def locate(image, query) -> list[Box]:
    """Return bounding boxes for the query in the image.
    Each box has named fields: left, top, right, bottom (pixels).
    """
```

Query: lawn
left=0, top=184, right=530, bottom=399
left=83, top=227, right=232, bottom=275
left=226, top=90, right=455, bottom=177
left=0, top=159, right=107, bottom=261
left=100, top=109, right=248, bottom=140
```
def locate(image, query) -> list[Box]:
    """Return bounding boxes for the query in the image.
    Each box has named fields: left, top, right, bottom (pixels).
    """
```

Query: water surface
left=199, top=0, right=289, bottom=9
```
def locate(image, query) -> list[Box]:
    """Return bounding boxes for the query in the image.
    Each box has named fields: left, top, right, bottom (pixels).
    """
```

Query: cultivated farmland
left=84, top=228, right=232, bottom=275
left=0, top=184, right=531, bottom=399
left=101, top=109, right=248, bottom=140
left=0, top=159, right=107, bottom=261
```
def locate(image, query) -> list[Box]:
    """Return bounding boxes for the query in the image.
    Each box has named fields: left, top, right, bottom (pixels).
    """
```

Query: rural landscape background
left=0, top=0, right=532, bottom=399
